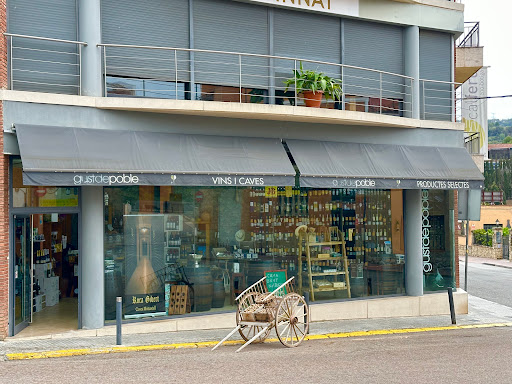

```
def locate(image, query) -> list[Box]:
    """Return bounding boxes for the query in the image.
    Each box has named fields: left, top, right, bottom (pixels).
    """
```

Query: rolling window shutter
left=273, top=9, right=341, bottom=94
left=193, top=0, right=269, bottom=88
left=8, top=0, right=78, bottom=94
left=344, top=19, right=404, bottom=100
left=420, top=30, right=452, bottom=121
left=101, top=0, right=190, bottom=82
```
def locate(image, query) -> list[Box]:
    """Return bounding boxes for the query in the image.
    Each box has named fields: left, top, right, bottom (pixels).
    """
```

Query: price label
left=265, top=186, right=278, bottom=198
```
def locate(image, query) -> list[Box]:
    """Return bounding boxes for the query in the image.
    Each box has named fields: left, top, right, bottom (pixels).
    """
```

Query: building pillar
left=404, top=26, right=420, bottom=119
left=405, top=189, right=423, bottom=296
left=0, top=0, right=10, bottom=340
left=78, top=0, right=102, bottom=96
left=81, top=186, right=104, bottom=329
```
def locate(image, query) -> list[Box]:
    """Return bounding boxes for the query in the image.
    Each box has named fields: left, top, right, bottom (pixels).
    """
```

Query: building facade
left=0, top=0, right=483, bottom=338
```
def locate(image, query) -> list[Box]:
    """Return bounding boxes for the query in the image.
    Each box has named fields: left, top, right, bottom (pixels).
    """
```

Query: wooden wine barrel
left=211, top=279, right=225, bottom=308
left=184, top=267, right=213, bottom=312
left=246, top=261, right=280, bottom=287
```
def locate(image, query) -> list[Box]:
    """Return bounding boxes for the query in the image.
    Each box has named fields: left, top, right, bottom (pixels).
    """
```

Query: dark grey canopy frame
left=286, top=140, right=484, bottom=190
left=16, top=124, right=296, bottom=187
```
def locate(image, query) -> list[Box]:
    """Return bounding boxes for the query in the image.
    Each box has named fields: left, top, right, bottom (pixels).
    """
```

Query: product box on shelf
left=46, top=291, right=59, bottom=307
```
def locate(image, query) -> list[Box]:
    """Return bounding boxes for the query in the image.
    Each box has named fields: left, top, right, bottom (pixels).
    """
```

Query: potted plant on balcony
left=283, top=61, right=342, bottom=107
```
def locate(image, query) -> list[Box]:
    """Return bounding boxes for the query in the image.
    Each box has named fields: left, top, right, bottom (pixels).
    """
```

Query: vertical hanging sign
left=462, top=67, right=488, bottom=159
left=421, top=190, right=432, bottom=274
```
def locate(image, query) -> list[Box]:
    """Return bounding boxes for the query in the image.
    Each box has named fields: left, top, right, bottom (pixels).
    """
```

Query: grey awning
left=16, top=125, right=296, bottom=187
left=286, top=140, right=484, bottom=190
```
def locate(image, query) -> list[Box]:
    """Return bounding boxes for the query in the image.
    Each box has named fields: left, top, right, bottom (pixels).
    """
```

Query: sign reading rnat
left=238, top=0, right=359, bottom=17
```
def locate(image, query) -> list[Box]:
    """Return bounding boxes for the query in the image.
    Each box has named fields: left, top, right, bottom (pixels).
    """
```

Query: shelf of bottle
left=302, top=256, right=344, bottom=261
left=307, top=241, right=344, bottom=246
left=310, top=271, right=346, bottom=276
left=312, top=286, right=348, bottom=292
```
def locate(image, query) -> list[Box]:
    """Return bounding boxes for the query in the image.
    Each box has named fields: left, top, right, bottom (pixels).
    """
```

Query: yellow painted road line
left=6, top=322, right=512, bottom=361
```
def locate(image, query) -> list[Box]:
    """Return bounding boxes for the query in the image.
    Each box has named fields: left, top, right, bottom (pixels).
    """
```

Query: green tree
left=503, top=136, right=512, bottom=144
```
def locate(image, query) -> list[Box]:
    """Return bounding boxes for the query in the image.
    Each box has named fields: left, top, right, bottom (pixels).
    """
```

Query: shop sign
left=238, top=0, right=359, bottom=17
left=125, top=293, right=165, bottom=316
left=211, top=176, right=265, bottom=186
left=34, top=187, right=47, bottom=197
left=265, top=270, right=288, bottom=293
left=421, top=190, right=433, bottom=273
left=416, top=180, right=470, bottom=190
left=462, top=68, right=488, bottom=158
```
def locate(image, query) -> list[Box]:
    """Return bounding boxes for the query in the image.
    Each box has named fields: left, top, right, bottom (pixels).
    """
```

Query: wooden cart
left=212, top=275, right=309, bottom=353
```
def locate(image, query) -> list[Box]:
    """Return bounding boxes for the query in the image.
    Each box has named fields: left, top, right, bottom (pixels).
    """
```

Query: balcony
left=455, top=22, right=484, bottom=84
left=4, top=34, right=463, bottom=127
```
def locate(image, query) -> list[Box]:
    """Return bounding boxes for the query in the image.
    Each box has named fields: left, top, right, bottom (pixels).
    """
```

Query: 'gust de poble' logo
left=73, top=174, right=140, bottom=186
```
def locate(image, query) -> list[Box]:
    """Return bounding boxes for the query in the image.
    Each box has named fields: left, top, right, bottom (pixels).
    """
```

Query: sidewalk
left=459, top=254, right=512, bottom=269
left=2, top=294, right=512, bottom=360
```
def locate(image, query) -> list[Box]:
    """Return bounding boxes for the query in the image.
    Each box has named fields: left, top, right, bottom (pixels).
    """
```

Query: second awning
left=286, top=140, right=484, bottom=190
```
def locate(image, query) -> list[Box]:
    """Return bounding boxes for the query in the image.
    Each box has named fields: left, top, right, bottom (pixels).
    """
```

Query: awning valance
left=286, top=140, right=484, bottom=190
left=16, top=125, right=296, bottom=187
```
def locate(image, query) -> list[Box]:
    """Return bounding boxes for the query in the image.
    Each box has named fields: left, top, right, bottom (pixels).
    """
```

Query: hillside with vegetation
left=489, top=119, right=512, bottom=144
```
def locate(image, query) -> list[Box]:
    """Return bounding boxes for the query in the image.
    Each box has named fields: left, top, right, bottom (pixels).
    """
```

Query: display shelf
left=298, top=227, right=351, bottom=302
left=313, top=287, right=347, bottom=292
left=310, top=271, right=346, bottom=276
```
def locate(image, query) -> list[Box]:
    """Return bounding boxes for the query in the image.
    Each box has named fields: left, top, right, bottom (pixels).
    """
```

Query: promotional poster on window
left=124, top=214, right=166, bottom=318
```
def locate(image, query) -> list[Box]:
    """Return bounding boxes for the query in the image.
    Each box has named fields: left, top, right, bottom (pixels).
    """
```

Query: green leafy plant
left=473, top=228, right=493, bottom=247
left=283, top=61, right=342, bottom=101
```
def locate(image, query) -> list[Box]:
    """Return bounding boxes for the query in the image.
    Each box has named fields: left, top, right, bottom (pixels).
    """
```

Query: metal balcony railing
left=3, top=34, right=463, bottom=123
left=420, top=78, right=462, bottom=122
left=98, top=43, right=415, bottom=119
left=5, top=33, right=87, bottom=95
left=457, top=22, right=480, bottom=48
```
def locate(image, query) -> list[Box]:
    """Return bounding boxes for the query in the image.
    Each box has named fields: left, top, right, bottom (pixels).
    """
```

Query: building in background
left=0, top=0, right=483, bottom=338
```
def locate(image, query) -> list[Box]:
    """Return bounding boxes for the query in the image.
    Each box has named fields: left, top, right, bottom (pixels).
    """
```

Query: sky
left=462, top=0, right=512, bottom=120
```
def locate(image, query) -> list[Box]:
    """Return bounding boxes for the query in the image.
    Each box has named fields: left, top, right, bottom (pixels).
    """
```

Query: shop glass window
left=103, top=186, right=405, bottom=322
left=422, top=190, right=456, bottom=292
left=12, top=159, right=79, bottom=208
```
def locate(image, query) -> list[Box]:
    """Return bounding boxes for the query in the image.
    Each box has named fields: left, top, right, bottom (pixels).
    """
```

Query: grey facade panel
left=7, top=0, right=79, bottom=94
left=3, top=101, right=464, bottom=151
left=273, top=9, right=341, bottom=93
left=420, top=30, right=452, bottom=121
left=193, top=0, right=269, bottom=89
left=343, top=19, right=404, bottom=100
left=101, top=0, right=190, bottom=82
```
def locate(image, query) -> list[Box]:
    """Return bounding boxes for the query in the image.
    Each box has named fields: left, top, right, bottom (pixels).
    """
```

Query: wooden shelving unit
left=298, top=227, right=351, bottom=301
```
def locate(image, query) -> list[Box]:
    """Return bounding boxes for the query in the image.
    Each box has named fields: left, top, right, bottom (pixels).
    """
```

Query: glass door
left=13, top=215, right=32, bottom=334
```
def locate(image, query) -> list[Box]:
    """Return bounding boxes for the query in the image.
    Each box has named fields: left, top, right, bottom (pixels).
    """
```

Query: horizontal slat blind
left=193, top=0, right=269, bottom=88
left=8, top=0, right=79, bottom=94
left=420, top=30, right=452, bottom=121
left=344, top=19, right=404, bottom=99
left=273, top=9, right=341, bottom=94
left=101, top=0, right=190, bottom=82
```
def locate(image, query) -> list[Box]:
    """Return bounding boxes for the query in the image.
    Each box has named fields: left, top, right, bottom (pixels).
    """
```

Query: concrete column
left=78, top=0, right=103, bottom=96
left=81, top=186, right=104, bottom=329
left=404, top=26, right=420, bottom=119
left=405, top=189, right=423, bottom=296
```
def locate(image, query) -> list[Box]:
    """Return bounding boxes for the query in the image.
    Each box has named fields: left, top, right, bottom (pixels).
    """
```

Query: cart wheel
left=275, top=293, right=309, bottom=348
left=236, top=292, right=271, bottom=343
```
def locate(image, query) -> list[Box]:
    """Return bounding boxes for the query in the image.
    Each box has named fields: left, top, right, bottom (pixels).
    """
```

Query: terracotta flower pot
left=302, top=90, right=323, bottom=108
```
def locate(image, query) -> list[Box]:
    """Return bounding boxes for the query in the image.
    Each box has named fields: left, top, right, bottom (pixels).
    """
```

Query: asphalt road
left=1, top=327, right=511, bottom=384
left=461, top=261, right=512, bottom=308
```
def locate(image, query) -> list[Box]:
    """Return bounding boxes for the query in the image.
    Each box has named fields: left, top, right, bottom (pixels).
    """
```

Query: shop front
left=12, top=124, right=484, bottom=330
